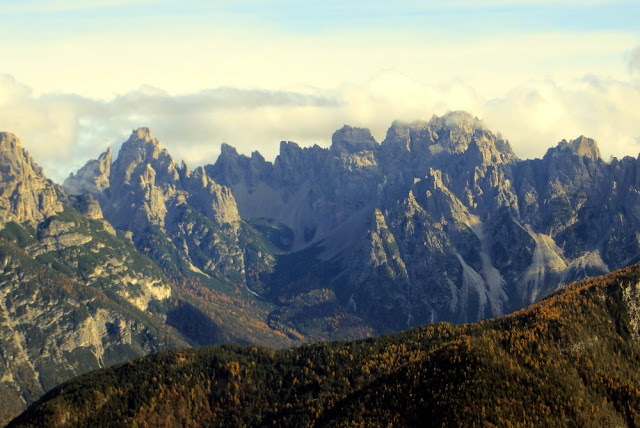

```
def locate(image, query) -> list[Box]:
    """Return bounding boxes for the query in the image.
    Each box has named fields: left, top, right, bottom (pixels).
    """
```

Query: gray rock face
left=57, top=114, right=640, bottom=338
left=63, top=128, right=251, bottom=284
left=68, top=193, right=107, bottom=221
left=557, top=136, right=601, bottom=161
left=0, top=132, right=63, bottom=228
left=208, top=128, right=381, bottom=251
left=208, top=111, right=640, bottom=332
left=0, top=241, right=180, bottom=423
left=330, top=125, right=378, bottom=154
left=63, top=147, right=111, bottom=196
left=0, top=133, right=191, bottom=424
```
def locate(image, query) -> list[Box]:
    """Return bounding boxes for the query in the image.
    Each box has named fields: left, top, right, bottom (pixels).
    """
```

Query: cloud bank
left=1, top=72, right=639, bottom=183
left=630, top=46, right=640, bottom=74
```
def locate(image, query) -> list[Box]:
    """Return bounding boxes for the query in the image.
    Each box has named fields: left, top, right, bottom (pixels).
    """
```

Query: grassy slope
left=9, top=264, right=640, bottom=427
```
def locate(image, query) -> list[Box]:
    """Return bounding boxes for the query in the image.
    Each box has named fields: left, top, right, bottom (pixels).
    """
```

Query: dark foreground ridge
left=10, top=264, right=640, bottom=427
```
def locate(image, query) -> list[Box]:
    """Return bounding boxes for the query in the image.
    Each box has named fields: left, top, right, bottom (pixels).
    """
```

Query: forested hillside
left=11, top=264, right=640, bottom=427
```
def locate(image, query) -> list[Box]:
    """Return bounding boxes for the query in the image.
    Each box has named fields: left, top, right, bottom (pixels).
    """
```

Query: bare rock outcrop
left=0, top=132, right=63, bottom=227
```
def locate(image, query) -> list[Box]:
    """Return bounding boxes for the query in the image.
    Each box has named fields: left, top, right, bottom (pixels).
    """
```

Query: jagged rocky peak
left=0, top=131, right=22, bottom=151
left=0, top=132, right=63, bottom=226
left=383, top=120, right=430, bottom=152
left=185, top=166, right=241, bottom=225
left=251, top=150, right=265, bottom=162
left=570, top=136, right=601, bottom=160
left=273, top=141, right=329, bottom=185
left=220, top=142, right=239, bottom=157
left=331, top=125, right=378, bottom=154
left=63, top=147, right=112, bottom=196
left=466, top=129, right=518, bottom=165
left=0, top=132, right=44, bottom=175
left=279, top=140, right=302, bottom=156
left=112, top=127, right=180, bottom=186
left=381, top=111, right=492, bottom=158
left=217, top=143, right=269, bottom=166
left=180, top=160, right=190, bottom=178
left=117, top=127, right=163, bottom=160
left=209, top=143, right=273, bottom=188
left=275, top=140, right=304, bottom=172
left=208, top=143, right=243, bottom=186
left=436, top=110, right=483, bottom=129
left=547, top=136, right=602, bottom=161
left=132, top=127, right=156, bottom=144
left=428, top=111, right=487, bottom=154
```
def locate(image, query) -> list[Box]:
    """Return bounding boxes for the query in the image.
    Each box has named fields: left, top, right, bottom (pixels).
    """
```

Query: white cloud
left=1, top=72, right=639, bottom=184
left=481, top=76, right=640, bottom=159
left=630, top=46, right=640, bottom=74
left=1, top=25, right=633, bottom=101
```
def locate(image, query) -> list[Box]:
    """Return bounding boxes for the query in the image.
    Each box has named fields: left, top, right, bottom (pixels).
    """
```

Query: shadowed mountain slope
left=207, top=112, right=640, bottom=332
left=60, top=113, right=640, bottom=339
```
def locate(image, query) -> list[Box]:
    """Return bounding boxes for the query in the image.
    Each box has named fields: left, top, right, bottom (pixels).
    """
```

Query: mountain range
left=2, top=111, right=640, bottom=423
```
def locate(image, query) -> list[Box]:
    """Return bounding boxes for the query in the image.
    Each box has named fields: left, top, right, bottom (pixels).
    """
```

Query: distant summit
left=547, top=135, right=602, bottom=161
left=569, top=135, right=602, bottom=160
left=330, top=125, right=378, bottom=154
left=64, top=147, right=111, bottom=196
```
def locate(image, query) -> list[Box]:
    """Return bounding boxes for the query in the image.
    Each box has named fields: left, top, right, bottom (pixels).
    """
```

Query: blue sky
left=0, top=1, right=639, bottom=181
left=3, top=1, right=640, bottom=33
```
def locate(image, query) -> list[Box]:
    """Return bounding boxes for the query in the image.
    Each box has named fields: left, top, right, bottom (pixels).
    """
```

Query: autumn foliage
left=10, top=265, right=640, bottom=427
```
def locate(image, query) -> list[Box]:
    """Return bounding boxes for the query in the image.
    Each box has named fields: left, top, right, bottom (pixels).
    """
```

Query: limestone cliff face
left=106, top=127, right=183, bottom=229
left=0, top=133, right=189, bottom=424
left=57, top=114, right=640, bottom=338
left=0, top=133, right=63, bottom=228
left=184, top=167, right=240, bottom=227
left=330, top=125, right=378, bottom=154
left=208, top=111, right=640, bottom=333
left=208, top=127, right=382, bottom=250
left=63, top=147, right=111, bottom=196
left=0, top=241, right=181, bottom=424
left=64, top=128, right=249, bottom=284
